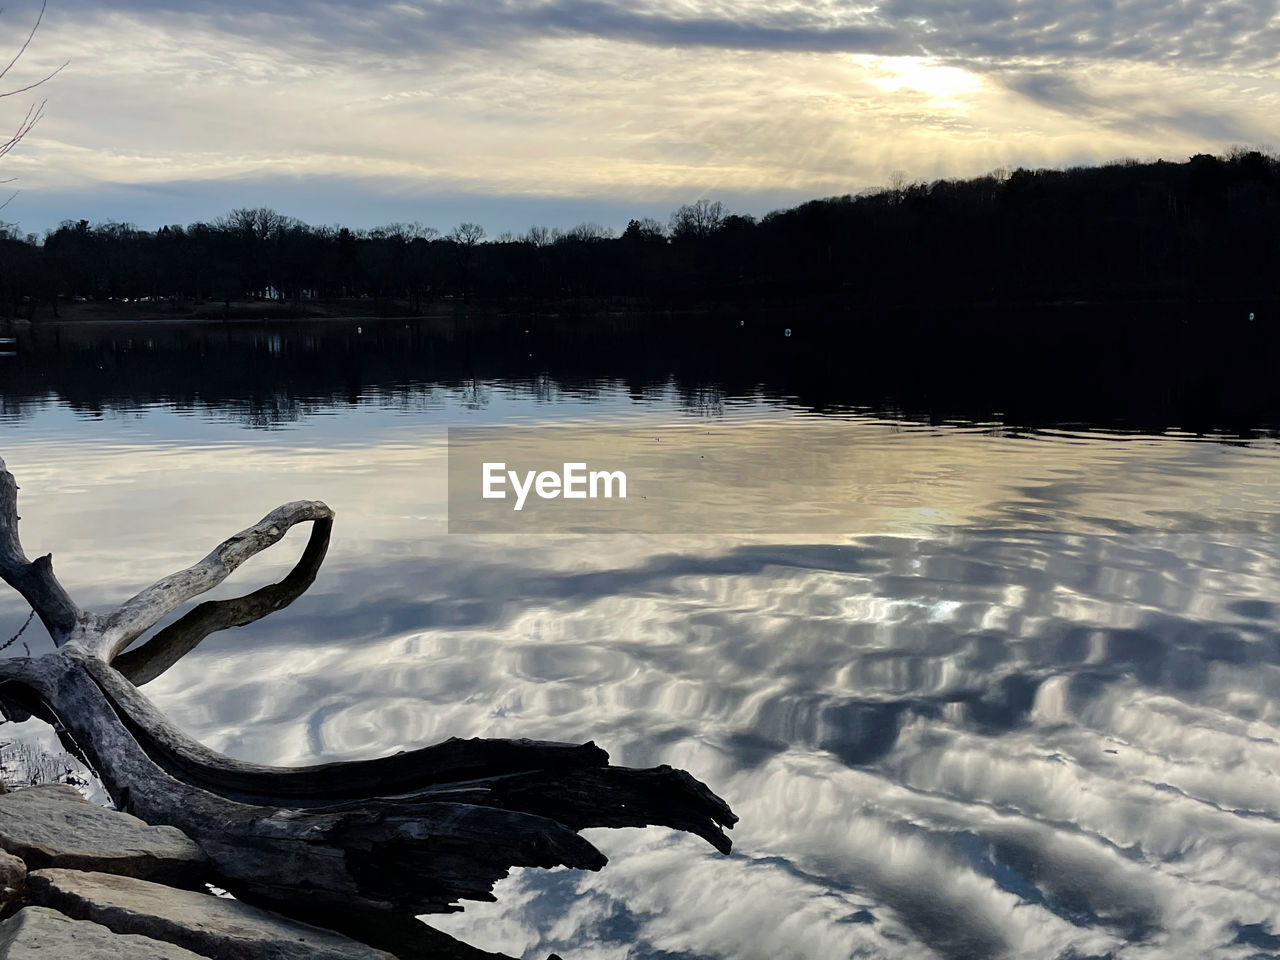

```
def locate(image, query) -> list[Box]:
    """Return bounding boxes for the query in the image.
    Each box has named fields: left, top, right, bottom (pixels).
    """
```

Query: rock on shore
left=0, top=783, right=393, bottom=958
left=0, top=785, right=206, bottom=887
left=0, top=781, right=521, bottom=958
left=27, top=869, right=397, bottom=960
left=0, top=905, right=208, bottom=959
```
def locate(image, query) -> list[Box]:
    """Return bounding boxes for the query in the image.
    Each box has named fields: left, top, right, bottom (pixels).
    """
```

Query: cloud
left=30, top=0, right=1280, bottom=71
left=33, top=0, right=911, bottom=58
left=413, top=0, right=909, bottom=54
left=2, top=0, right=1277, bottom=232
left=988, top=64, right=1269, bottom=146
left=999, top=70, right=1104, bottom=112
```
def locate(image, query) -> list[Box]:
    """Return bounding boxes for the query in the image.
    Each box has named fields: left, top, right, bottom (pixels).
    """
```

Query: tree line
left=1, top=149, right=1277, bottom=318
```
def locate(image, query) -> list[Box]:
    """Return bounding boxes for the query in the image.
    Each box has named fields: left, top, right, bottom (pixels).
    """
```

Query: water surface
left=2, top=317, right=1280, bottom=960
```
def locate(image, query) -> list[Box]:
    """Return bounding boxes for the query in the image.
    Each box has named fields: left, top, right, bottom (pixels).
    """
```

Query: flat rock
left=0, top=850, right=25, bottom=904
left=0, top=906, right=208, bottom=959
left=0, top=784, right=205, bottom=886
left=27, top=869, right=397, bottom=960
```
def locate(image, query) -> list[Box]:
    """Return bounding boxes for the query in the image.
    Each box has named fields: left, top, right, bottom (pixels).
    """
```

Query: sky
left=1, top=0, right=1277, bottom=237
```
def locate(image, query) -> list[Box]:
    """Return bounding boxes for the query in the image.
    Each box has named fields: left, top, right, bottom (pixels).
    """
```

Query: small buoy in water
left=357, top=326, right=363, bottom=334
left=784, top=328, right=792, bottom=337
left=1250, top=312, right=1256, bottom=321
left=740, top=320, right=744, bottom=327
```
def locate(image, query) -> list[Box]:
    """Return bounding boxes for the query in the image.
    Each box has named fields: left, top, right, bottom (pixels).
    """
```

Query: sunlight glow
left=852, top=55, right=984, bottom=103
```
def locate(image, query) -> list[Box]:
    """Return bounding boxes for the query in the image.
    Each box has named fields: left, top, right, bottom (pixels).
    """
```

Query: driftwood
left=0, top=458, right=735, bottom=956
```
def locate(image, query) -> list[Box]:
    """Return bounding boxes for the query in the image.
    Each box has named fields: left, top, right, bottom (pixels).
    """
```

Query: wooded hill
left=3, top=150, right=1277, bottom=316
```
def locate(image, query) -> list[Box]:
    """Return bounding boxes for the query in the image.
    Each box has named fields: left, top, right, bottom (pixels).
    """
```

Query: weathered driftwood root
left=0, top=457, right=736, bottom=954
left=113, top=512, right=333, bottom=686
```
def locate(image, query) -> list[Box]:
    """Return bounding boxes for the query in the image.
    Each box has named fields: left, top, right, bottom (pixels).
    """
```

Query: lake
left=3, top=313, right=1280, bottom=960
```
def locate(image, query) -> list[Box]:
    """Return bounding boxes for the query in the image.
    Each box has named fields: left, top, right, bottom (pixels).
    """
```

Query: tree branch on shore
left=0, top=457, right=736, bottom=956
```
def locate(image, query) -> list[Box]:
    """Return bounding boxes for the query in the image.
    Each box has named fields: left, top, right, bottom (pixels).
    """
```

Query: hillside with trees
left=2, top=150, right=1277, bottom=320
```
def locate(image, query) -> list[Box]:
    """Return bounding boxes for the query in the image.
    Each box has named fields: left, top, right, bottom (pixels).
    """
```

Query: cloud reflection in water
left=2, top=418, right=1280, bottom=958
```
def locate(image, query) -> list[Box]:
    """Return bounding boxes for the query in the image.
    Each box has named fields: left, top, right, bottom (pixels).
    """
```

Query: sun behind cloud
left=2, top=0, right=1276, bottom=232
left=852, top=55, right=984, bottom=105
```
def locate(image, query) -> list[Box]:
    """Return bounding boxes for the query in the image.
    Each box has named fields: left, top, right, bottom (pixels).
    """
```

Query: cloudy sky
left=2, top=0, right=1277, bottom=236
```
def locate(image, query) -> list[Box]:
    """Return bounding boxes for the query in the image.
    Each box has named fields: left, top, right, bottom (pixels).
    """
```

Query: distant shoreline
left=8, top=297, right=456, bottom=325
left=4, top=297, right=1280, bottom=438
left=6, top=293, right=1277, bottom=328
left=10, top=154, right=1276, bottom=325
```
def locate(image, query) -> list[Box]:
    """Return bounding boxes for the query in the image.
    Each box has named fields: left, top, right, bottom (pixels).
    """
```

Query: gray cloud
left=880, top=0, right=1279, bottom=68
left=998, top=70, right=1105, bottom=111
left=989, top=66, right=1265, bottom=145
left=411, top=0, right=910, bottom=53
left=42, top=0, right=1280, bottom=71
left=1133, top=106, right=1266, bottom=144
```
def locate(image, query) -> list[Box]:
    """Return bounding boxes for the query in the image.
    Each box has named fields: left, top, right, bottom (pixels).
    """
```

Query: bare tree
left=563, top=221, right=612, bottom=242
left=217, top=207, right=297, bottom=240
left=370, top=221, right=438, bottom=243
left=448, top=221, right=486, bottom=246
left=0, top=460, right=735, bottom=957
left=622, top=217, right=665, bottom=241
left=887, top=170, right=910, bottom=205
left=668, top=199, right=727, bottom=240
left=0, top=1, right=66, bottom=204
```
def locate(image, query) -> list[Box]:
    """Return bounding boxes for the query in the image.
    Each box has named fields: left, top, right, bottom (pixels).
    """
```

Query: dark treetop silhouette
left=0, top=458, right=736, bottom=956
left=9, top=150, right=1278, bottom=316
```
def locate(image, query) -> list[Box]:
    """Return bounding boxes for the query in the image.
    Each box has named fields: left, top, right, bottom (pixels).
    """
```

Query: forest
left=1, top=149, right=1277, bottom=318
